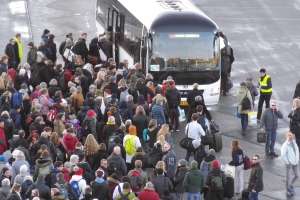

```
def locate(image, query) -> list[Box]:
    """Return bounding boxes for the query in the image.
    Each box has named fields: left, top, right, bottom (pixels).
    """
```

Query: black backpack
left=31, top=68, right=41, bottom=86
left=221, top=56, right=230, bottom=73
left=107, top=161, right=118, bottom=175
left=241, top=90, right=251, bottom=111
left=119, top=192, right=131, bottom=200
left=197, top=113, right=207, bottom=131
left=119, top=109, right=128, bottom=123
left=168, top=89, right=179, bottom=108
left=56, top=72, right=66, bottom=91
left=81, top=120, right=91, bottom=137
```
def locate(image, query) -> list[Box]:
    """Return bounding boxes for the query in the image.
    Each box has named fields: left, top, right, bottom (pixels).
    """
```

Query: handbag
left=63, top=48, right=74, bottom=62
left=179, top=124, right=196, bottom=151
left=87, top=55, right=98, bottom=66
left=210, top=121, right=219, bottom=133
left=201, top=131, right=213, bottom=146
left=243, top=154, right=252, bottom=170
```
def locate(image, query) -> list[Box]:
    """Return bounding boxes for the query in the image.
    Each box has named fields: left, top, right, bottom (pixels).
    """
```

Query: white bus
left=96, top=0, right=230, bottom=105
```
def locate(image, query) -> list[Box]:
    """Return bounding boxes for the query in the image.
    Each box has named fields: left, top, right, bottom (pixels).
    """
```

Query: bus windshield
left=149, top=31, right=220, bottom=72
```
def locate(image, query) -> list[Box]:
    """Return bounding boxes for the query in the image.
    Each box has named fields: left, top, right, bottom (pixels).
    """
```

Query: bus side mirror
left=141, top=46, right=147, bottom=58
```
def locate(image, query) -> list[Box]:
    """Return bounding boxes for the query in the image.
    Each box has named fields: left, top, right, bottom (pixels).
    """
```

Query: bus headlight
left=210, top=87, right=220, bottom=96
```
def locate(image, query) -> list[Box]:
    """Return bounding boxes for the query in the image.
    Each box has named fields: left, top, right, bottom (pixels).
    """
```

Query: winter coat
left=152, top=175, right=173, bottom=198
left=29, top=121, right=44, bottom=136
left=76, top=39, right=89, bottom=60
left=237, top=85, right=253, bottom=114
left=48, top=85, right=61, bottom=99
left=289, top=108, right=300, bottom=135
left=132, top=113, right=149, bottom=139
left=200, top=155, right=218, bottom=184
left=11, top=157, right=30, bottom=185
left=21, top=179, right=33, bottom=199
left=25, top=174, right=51, bottom=200
left=104, top=82, right=119, bottom=96
left=165, top=86, right=181, bottom=109
left=102, top=124, right=119, bottom=148
left=82, top=116, right=97, bottom=140
left=53, top=119, right=65, bottom=138
left=90, top=179, right=110, bottom=200
left=281, top=139, right=299, bottom=165
left=206, top=167, right=226, bottom=191
left=101, top=40, right=113, bottom=58
left=107, top=152, right=127, bottom=180
left=71, top=92, right=85, bottom=113
left=126, top=100, right=136, bottom=115
left=16, top=145, right=30, bottom=163
left=246, top=82, right=259, bottom=102
left=0, top=101, right=11, bottom=114
left=0, top=60, right=7, bottom=75
left=127, top=168, right=148, bottom=192
left=187, top=101, right=212, bottom=123
left=187, top=88, right=205, bottom=105
left=39, top=95, right=53, bottom=115
left=148, top=126, right=159, bottom=148
left=52, top=192, right=65, bottom=200
left=14, top=74, right=26, bottom=91
left=248, top=162, right=264, bottom=192
left=70, top=175, right=87, bottom=199
left=36, top=62, right=50, bottom=85
left=32, top=136, right=56, bottom=157
left=148, top=144, right=163, bottom=168
left=107, top=177, right=119, bottom=200
left=0, top=185, right=10, bottom=199
left=5, top=190, right=21, bottom=200
left=137, top=188, right=160, bottom=200
left=63, top=133, right=79, bottom=153
left=46, top=38, right=57, bottom=62
left=0, top=127, right=7, bottom=153
left=119, top=100, right=133, bottom=121
left=5, top=43, right=16, bottom=67
left=94, top=150, right=108, bottom=170
left=123, top=135, right=141, bottom=163
left=108, top=143, right=126, bottom=161
left=130, top=151, right=148, bottom=171
left=116, top=190, right=136, bottom=200
left=259, top=108, right=283, bottom=130
left=162, top=148, right=177, bottom=178
left=27, top=46, right=38, bottom=70
left=76, top=105, right=89, bottom=126
left=9, top=109, right=21, bottom=130
left=132, top=82, right=154, bottom=104
left=0, top=161, right=6, bottom=172
left=14, top=169, right=30, bottom=185
left=229, top=148, right=244, bottom=167
left=151, top=104, right=166, bottom=125
left=34, top=156, right=54, bottom=178
left=2, top=115, right=14, bottom=141
left=53, top=178, right=79, bottom=200
left=172, top=165, right=189, bottom=193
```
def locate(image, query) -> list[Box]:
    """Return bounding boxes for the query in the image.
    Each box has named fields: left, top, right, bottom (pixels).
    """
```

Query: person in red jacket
left=0, top=118, right=7, bottom=154
left=161, top=76, right=176, bottom=94
left=138, top=182, right=160, bottom=200
left=62, top=127, right=79, bottom=153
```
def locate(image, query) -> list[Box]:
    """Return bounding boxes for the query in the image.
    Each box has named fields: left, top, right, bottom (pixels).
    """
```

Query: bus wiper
left=198, top=72, right=215, bottom=80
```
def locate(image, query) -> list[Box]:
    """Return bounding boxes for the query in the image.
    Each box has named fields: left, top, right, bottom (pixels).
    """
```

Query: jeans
left=257, top=94, right=271, bottom=120
left=240, top=114, right=248, bottom=131
left=185, top=149, right=194, bottom=163
left=285, top=164, right=299, bottom=189
left=235, top=164, right=244, bottom=193
left=249, top=192, right=259, bottom=200
left=177, top=192, right=186, bottom=200
left=265, top=129, right=277, bottom=153
left=187, top=192, right=200, bottom=200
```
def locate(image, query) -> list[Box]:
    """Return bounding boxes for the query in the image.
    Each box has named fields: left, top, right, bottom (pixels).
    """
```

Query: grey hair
left=145, top=182, right=154, bottom=189
left=270, top=100, right=276, bottom=104
left=108, top=116, right=115, bottom=123
left=2, top=178, right=10, bottom=187
left=126, top=95, right=133, bottom=102
left=70, top=155, right=79, bottom=163
left=195, top=95, right=202, bottom=102
left=125, top=119, right=132, bottom=126
left=64, top=161, right=72, bottom=168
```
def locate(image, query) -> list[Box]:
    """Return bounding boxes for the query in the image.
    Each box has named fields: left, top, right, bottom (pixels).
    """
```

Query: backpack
left=31, top=68, right=41, bottom=86
left=119, top=109, right=128, bottom=123
left=197, top=113, right=207, bottom=131
left=221, top=56, right=230, bottom=73
left=129, top=170, right=142, bottom=190
left=56, top=72, right=66, bottom=91
left=44, top=173, right=52, bottom=187
left=107, top=161, right=118, bottom=175
left=25, top=113, right=33, bottom=126
left=119, top=192, right=131, bottom=200
left=81, top=120, right=91, bottom=137
left=46, top=107, right=58, bottom=122
left=120, top=88, right=129, bottom=102
left=124, top=135, right=135, bottom=155
left=55, top=183, right=69, bottom=199
left=12, top=91, right=22, bottom=105
left=55, top=147, right=64, bottom=161
left=241, top=91, right=251, bottom=111
left=211, top=174, right=223, bottom=189
left=36, top=51, right=44, bottom=62
left=70, top=179, right=82, bottom=199
left=108, top=133, right=118, bottom=150
left=168, top=91, right=178, bottom=108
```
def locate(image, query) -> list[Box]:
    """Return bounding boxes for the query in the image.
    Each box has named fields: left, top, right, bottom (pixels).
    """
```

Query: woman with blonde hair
left=0, top=78, right=5, bottom=95
left=156, top=124, right=169, bottom=140
left=48, top=78, right=60, bottom=98
left=6, top=183, right=21, bottom=200
left=70, top=86, right=84, bottom=113
left=151, top=160, right=167, bottom=179
left=94, top=70, right=106, bottom=89
left=84, top=134, right=99, bottom=169
left=50, top=132, right=66, bottom=162
left=288, top=98, right=300, bottom=148
left=228, top=140, right=244, bottom=195
left=3, top=74, right=12, bottom=88
left=156, top=135, right=166, bottom=149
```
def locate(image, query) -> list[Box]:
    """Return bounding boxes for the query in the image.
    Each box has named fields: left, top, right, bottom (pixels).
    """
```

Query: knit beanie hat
left=178, top=159, right=188, bottom=167
left=74, top=167, right=83, bottom=175
left=86, top=92, right=94, bottom=99
left=128, top=125, right=137, bottom=135
left=212, top=160, right=219, bottom=167
left=208, top=149, right=215, bottom=156
left=191, top=160, right=198, bottom=168
left=87, top=110, right=95, bottom=117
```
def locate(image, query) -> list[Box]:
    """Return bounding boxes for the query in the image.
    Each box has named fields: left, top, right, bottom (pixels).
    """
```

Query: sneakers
left=265, top=151, right=270, bottom=156
left=290, top=187, right=295, bottom=194
left=287, top=188, right=294, bottom=196
left=175, top=130, right=179, bottom=132
left=170, top=130, right=174, bottom=133
left=270, top=152, right=279, bottom=157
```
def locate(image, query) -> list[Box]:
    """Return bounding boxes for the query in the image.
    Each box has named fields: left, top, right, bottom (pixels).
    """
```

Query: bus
left=96, top=0, right=230, bottom=105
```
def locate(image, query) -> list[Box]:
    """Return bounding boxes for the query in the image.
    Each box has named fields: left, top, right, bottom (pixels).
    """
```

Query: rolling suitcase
left=224, top=177, right=234, bottom=198
left=257, top=132, right=266, bottom=143
left=241, top=189, right=250, bottom=199
left=209, top=133, right=222, bottom=152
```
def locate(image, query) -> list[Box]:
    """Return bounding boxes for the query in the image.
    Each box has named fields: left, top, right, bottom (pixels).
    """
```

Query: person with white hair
left=187, top=95, right=212, bottom=123
left=0, top=178, right=11, bottom=199
left=137, top=181, right=160, bottom=199
left=11, top=150, right=30, bottom=185
left=14, top=164, right=30, bottom=184
left=187, top=83, right=205, bottom=105
left=70, top=155, right=79, bottom=167
left=102, top=116, right=119, bottom=148
left=20, top=175, right=33, bottom=199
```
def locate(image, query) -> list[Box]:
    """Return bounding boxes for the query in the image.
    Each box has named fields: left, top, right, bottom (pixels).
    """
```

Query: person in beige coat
left=53, top=113, right=65, bottom=138
left=237, top=82, right=253, bottom=135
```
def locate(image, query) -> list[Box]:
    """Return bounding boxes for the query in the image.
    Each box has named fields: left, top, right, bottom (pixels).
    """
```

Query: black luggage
left=209, top=133, right=222, bottom=152
left=223, top=177, right=234, bottom=198
left=257, top=132, right=266, bottom=143
left=242, top=189, right=250, bottom=199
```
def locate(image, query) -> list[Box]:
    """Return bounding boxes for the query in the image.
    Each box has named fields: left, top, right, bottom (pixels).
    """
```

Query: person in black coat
left=101, top=35, right=113, bottom=59
left=36, top=61, right=50, bottom=85
left=46, top=34, right=57, bottom=63
left=25, top=174, right=51, bottom=200
left=187, top=83, right=205, bottom=105
left=77, top=33, right=89, bottom=63
left=14, top=70, right=26, bottom=91
left=93, top=143, right=108, bottom=172
left=104, top=76, right=119, bottom=96
left=187, top=96, right=212, bottom=123
left=288, top=98, right=300, bottom=148
left=2, top=113, right=14, bottom=143
left=4, top=39, right=16, bottom=69
left=32, top=132, right=56, bottom=157
left=172, top=159, right=189, bottom=197
left=132, top=79, right=155, bottom=104
left=131, top=147, right=148, bottom=171
left=107, top=135, right=126, bottom=161
left=147, top=120, right=160, bottom=149
left=90, top=169, right=110, bottom=200
left=89, top=37, right=100, bottom=61
left=47, top=64, right=60, bottom=81
left=76, top=100, right=90, bottom=126
left=47, top=79, right=61, bottom=99
left=0, top=96, right=11, bottom=113
left=38, top=42, right=53, bottom=61
left=5, top=183, right=22, bottom=200
left=132, top=106, right=149, bottom=147
left=0, top=56, right=8, bottom=75
left=102, top=116, right=119, bottom=148
left=29, top=117, right=45, bottom=136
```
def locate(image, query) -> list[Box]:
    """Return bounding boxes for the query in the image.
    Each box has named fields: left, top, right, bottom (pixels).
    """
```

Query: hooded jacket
left=137, top=188, right=160, bottom=200
left=33, top=136, right=56, bottom=157
left=14, top=165, right=30, bottom=184
left=151, top=104, right=166, bottom=125
left=259, top=108, right=283, bottom=130
left=289, top=107, right=300, bottom=135
left=200, top=155, right=217, bottom=184
left=236, top=85, right=253, bottom=114
left=102, top=124, right=119, bottom=148
left=187, top=88, right=205, bottom=105
left=132, top=112, right=149, bottom=139
left=9, top=109, right=21, bottom=130
left=63, top=133, right=79, bottom=153
left=130, top=151, right=148, bottom=171
left=70, top=174, right=87, bottom=199
left=53, top=119, right=65, bottom=138
left=34, top=155, right=54, bottom=178
left=132, top=82, right=154, bottom=104
left=119, top=100, right=133, bottom=121
left=162, top=148, right=177, bottom=178
left=184, top=166, right=205, bottom=192
left=107, top=152, right=127, bottom=180
left=187, top=101, right=212, bottom=123
left=76, top=104, right=90, bottom=126
left=2, top=114, right=14, bottom=141
left=107, top=176, right=119, bottom=200
left=281, top=139, right=299, bottom=165
left=229, top=148, right=244, bottom=167
left=148, top=126, right=159, bottom=148
left=152, top=175, right=173, bottom=198
left=11, top=157, right=30, bottom=185
left=53, top=178, right=79, bottom=200
left=21, top=178, right=33, bottom=199
left=82, top=116, right=97, bottom=140
left=246, top=82, right=259, bottom=102
left=90, top=179, right=110, bottom=200
left=123, top=134, right=141, bottom=163
left=25, top=174, right=51, bottom=200
left=248, top=162, right=263, bottom=192
left=206, top=166, right=226, bottom=191
left=172, top=165, right=189, bottom=193
left=0, top=184, right=10, bottom=199
left=27, top=46, right=38, bottom=70
left=165, top=86, right=181, bottom=109
left=0, top=127, right=7, bottom=153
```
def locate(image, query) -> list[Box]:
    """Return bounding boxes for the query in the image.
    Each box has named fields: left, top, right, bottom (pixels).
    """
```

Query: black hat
left=43, top=29, right=50, bottom=35
left=260, top=68, right=266, bottom=73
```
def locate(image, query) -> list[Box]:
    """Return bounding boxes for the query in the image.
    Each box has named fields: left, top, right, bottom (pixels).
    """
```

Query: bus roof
left=118, top=0, right=207, bottom=28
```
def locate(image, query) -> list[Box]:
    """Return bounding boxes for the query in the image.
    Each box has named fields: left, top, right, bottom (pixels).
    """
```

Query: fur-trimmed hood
left=134, top=151, right=145, bottom=156
left=152, top=95, right=167, bottom=103
left=107, top=177, right=119, bottom=184
left=36, top=157, right=52, bottom=167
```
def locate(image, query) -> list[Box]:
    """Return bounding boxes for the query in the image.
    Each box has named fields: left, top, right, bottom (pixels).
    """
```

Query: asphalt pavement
left=4, top=0, right=300, bottom=199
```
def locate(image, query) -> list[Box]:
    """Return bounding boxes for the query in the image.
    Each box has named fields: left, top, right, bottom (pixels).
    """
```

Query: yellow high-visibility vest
left=259, top=75, right=272, bottom=93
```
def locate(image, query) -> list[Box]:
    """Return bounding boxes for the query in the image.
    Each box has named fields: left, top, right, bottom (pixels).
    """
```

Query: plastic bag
left=248, top=111, right=257, bottom=126
left=178, top=106, right=186, bottom=122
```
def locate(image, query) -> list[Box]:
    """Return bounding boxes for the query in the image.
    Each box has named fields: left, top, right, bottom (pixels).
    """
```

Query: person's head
left=64, top=162, right=72, bottom=172
left=89, top=85, right=96, bottom=93
left=246, top=77, right=253, bottom=83
left=252, top=155, right=260, bottom=164
left=74, top=166, right=83, bottom=176
left=192, top=83, right=199, bottom=89
left=113, top=146, right=121, bottom=154
left=40, top=88, right=48, bottom=96
left=100, top=159, right=107, bottom=168
left=1, top=55, right=9, bottom=64
left=191, top=113, right=199, bottom=121
left=148, top=119, right=157, bottom=128
left=134, top=160, right=142, bottom=169
left=11, top=183, right=21, bottom=193
left=84, top=187, right=93, bottom=196
left=286, top=131, right=293, bottom=141
left=259, top=68, right=266, bottom=77
left=56, top=172, right=65, bottom=181
left=10, top=38, right=15, bottom=45
left=107, top=116, right=115, bottom=124
left=208, top=149, right=215, bottom=157
left=163, top=142, right=171, bottom=152
left=195, top=95, right=202, bottom=102
left=136, top=105, right=146, bottom=115
left=109, top=76, right=116, bottom=83
left=126, top=95, right=133, bottom=102
left=54, top=161, right=63, bottom=170
left=51, top=188, right=59, bottom=196
left=75, top=142, right=83, bottom=149
left=99, top=143, right=106, bottom=151
left=191, top=160, right=198, bottom=169
left=81, top=32, right=87, bottom=39
left=2, top=178, right=10, bottom=187
left=231, top=140, right=240, bottom=151
left=145, top=182, right=154, bottom=190
left=156, top=168, right=164, bottom=175
left=31, top=189, right=39, bottom=197
left=240, top=82, right=246, bottom=87
left=70, top=155, right=79, bottom=165
left=96, top=169, right=104, bottom=178
left=0, top=118, right=5, bottom=127
left=293, top=98, right=300, bottom=108
left=128, top=125, right=137, bottom=136
left=196, top=105, right=203, bottom=113
left=178, top=159, right=188, bottom=167
left=2, top=167, right=10, bottom=178
left=270, top=100, right=277, bottom=110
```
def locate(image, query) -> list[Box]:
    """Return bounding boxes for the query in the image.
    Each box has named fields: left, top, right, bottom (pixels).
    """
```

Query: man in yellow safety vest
left=257, top=68, right=272, bottom=121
